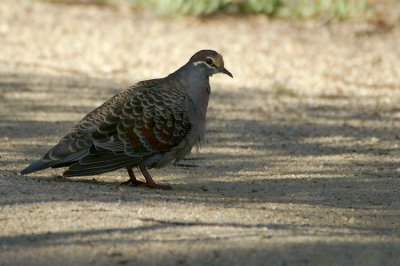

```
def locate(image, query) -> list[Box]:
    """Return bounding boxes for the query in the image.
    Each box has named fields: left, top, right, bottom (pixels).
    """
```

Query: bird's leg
left=121, top=167, right=146, bottom=186
left=139, top=165, right=172, bottom=190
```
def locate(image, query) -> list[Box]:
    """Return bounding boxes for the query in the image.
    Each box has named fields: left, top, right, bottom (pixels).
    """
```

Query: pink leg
left=121, top=167, right=146, bottom=186
left=139, top=165, right=172, bottom=190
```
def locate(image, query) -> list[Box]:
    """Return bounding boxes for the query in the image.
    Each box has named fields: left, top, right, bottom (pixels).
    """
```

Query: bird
left=21, top=49, right=233, bottom=189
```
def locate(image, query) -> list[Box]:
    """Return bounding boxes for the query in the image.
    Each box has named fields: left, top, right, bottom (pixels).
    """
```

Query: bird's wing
left=62, top=83, right=192, bottom=177
left=93, top=84, right=192, bottom=155
left=22, top=79, right=164, bottom=175
left=51, top=83, right=143, bottom=158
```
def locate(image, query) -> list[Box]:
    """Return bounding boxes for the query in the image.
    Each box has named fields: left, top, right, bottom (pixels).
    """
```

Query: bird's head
left=188, top=50, right=233, bottom=78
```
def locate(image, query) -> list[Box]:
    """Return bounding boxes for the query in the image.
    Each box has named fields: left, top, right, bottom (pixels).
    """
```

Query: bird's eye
left=205, top=58, right=213, bottom=65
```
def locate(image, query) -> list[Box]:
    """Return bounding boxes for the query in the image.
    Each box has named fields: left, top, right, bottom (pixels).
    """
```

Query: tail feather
left=20, top=150, right=88, bottom=175
left=63, top=146, right=140, bottom=177
left=21, top=142, right=140, bottom=177
left=63, top=156, right=137, bottom=177
left=20, top=160, right=51, bottom=175
left=50, top=150, right=87, bottom=168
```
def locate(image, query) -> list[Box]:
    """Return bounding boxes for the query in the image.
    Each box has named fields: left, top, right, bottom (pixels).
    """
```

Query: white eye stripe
left=193, top=61, right=216, bottom=68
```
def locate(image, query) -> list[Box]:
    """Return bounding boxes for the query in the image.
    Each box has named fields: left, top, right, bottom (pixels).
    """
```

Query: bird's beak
left=219, top=67, right=233, bottom=78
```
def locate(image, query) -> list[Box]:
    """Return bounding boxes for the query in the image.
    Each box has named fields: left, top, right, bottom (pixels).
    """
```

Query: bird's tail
left=20, top=149, right=87, bottom=175
left=62, top=146, right=138, bottom=177
left=20, top=159, right=51, bottom=175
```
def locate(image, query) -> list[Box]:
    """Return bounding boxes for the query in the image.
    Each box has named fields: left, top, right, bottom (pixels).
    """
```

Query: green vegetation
left=277, top=0, right=369, bottom=19
left=141, top=0, right=283, bottom=16
left=45, top=0, right=399, bottom=19
left=135, top=0, right=370, bottom=19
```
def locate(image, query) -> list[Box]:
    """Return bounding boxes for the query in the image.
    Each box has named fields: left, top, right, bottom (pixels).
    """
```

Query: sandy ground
left=1, top=0, right=400, bottom=265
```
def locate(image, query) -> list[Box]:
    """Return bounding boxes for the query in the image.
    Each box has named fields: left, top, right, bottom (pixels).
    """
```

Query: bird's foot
left=138, top=165, right=172, bottom=190
left=121, top=178, right=171, bottom=190
left=121, top=179, right=146, bottom=186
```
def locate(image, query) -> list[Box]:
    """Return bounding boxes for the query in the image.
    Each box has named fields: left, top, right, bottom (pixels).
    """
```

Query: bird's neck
left=170, top=63, right=210, bottom=138
left=179, top=63, right=209, bottom=98
left=169, top=63, right=209, bottom=83
left=168, top=63, right=210, bottom=103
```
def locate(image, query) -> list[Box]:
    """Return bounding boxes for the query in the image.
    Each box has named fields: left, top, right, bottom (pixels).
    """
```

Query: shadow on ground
left=1, top=71, right=399, bottom=211
left=0, top=222, right=398, bottom=265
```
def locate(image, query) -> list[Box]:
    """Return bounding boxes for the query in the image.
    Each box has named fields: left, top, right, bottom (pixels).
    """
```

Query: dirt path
left=1, top=0, right=400, bottom=265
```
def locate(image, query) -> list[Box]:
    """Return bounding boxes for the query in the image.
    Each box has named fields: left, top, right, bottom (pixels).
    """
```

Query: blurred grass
left=43, top=0, right=400, bottom=20
left=140, top=0, right=368, bottom=18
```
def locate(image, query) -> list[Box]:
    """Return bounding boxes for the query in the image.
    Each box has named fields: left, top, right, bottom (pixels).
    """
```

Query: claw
left=122, top=167, right=172, bottom=190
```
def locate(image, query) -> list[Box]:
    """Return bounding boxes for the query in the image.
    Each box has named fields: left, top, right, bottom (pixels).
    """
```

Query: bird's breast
left=186, top=86, right=210, bottom=145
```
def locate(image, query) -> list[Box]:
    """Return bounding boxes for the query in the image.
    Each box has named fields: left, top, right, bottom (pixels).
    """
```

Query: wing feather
left=22, top=77, right=192, bottom=177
